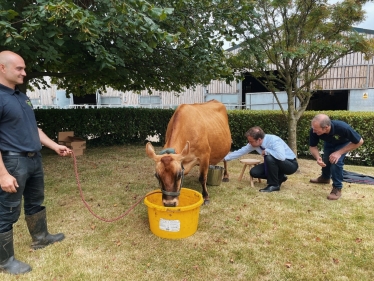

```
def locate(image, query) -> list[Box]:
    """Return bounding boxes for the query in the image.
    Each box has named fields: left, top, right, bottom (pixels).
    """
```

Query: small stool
left=238, top=159, right=262, bottom=187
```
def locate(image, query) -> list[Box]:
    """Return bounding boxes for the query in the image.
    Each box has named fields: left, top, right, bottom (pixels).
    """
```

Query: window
left=139, top=95, right=161, bottom=105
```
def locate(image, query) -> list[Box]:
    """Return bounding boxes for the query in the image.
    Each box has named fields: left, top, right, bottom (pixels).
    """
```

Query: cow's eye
left=177, top=171, right=182, bottom=180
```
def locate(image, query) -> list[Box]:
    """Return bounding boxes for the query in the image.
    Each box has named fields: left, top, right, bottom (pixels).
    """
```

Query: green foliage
left=0, top=0, right=234, bottom=95
left=35, top=108, right=374, bottom=165
left=228, top=110, right=289, bottom=149
left=35, top=107, right=174, bottom=146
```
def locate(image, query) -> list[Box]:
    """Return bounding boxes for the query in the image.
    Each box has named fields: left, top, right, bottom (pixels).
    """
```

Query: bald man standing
left=0, top=51, right=72, bottom=275
left=309, top=114, right=364, bottom=200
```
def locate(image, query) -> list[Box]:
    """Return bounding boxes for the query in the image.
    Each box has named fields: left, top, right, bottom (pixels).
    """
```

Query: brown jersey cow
left=146, top=100, right=231, bottom=206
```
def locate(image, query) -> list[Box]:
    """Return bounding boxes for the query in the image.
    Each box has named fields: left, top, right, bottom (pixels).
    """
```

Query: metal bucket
left=207, top=165, right=224, bottom=186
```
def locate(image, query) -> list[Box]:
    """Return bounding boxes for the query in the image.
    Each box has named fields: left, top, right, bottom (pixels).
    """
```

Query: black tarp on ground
left=343, top=170, right=374, bottom=185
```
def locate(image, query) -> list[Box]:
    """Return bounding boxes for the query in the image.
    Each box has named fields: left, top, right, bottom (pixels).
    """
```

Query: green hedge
left=35, top=108, right=374, bottom=165
left=35, top=108, right=174, bottom=146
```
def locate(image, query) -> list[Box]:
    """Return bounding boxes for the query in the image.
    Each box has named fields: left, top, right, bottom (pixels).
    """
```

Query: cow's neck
left=164, top=139, right=185, bottom=154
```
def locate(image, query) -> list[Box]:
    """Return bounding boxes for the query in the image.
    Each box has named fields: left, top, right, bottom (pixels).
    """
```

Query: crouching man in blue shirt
left=224, top=126, right=298, bottom=192
left=309, top=114, right=364, bottom=200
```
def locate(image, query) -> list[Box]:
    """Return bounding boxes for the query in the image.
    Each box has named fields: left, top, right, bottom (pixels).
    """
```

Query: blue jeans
left=321, top=142, right=348, bottom=189
left=0, top=154, right=45, bottom=233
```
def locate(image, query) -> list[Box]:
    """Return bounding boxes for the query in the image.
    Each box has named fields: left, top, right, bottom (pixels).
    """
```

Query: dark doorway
left=73, top=94, right=97, bottom=105
left=242, top=72, right=285, bottom=105
left=307, top=90, right=348, bottom=110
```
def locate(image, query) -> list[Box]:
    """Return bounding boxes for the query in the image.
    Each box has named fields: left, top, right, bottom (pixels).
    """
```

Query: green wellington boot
left=25, top=207, right=65, bottom=250
left=0, top=229, right=32, bottom=274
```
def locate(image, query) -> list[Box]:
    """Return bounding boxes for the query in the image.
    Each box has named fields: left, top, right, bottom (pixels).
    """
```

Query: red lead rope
left=70, top=151, right=161, bottom=222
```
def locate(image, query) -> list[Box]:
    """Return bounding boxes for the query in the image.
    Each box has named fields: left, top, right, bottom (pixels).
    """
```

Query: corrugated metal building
left=28, top=28, right=373, bottom=111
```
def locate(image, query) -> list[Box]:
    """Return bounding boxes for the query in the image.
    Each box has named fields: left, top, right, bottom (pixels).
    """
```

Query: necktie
left=260, top=146, right=267, bottom=176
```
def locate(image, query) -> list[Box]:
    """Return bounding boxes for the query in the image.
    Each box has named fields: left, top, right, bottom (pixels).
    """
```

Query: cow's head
left=146, top=142, right=190, bottom=207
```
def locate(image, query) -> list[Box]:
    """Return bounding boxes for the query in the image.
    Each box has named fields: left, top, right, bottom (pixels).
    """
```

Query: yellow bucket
left=144, top=188, right=204, bottom=239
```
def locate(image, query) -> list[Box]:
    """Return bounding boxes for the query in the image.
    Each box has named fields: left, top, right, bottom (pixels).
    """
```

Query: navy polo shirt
left=309, top=120, right=362, bottom=147
left=0, top=84, right=42, bottom=152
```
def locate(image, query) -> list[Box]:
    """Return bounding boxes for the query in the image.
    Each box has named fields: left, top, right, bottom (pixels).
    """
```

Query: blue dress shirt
left=224, top=134, right=296, bottom=161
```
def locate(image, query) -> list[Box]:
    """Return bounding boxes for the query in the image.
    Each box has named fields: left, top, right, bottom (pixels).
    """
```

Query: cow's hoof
left=222, top=178, right=229, bottom=182
left=203, top=199, right=210, bottom=205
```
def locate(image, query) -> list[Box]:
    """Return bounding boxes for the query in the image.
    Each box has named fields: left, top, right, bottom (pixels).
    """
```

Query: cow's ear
left=180, top=141, right=190, bottom=156
left=146, top=142, right=157, bottom=159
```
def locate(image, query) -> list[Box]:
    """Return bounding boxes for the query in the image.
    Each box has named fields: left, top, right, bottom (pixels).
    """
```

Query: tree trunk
left=287, top=114, right=298, bottom=156
left=286, top=90, right=310, bottom=157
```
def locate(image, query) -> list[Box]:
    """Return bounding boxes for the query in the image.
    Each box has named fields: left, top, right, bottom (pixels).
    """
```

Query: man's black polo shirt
left=0, top=84, right=42, bottom=152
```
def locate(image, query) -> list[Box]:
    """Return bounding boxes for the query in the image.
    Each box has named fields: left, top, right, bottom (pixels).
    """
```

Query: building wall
left=349, top=89, right=374, bottom=111
left=311, top=61, right=373, bottom=90
left=27, top=80, right=208, bottom=108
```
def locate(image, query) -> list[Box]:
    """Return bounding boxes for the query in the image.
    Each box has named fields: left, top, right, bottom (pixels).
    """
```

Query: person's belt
left=1, top=151, right=37, bottom=157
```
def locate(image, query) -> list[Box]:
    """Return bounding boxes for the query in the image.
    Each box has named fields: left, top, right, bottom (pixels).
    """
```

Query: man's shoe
left=327, top=187, right=342, bottom=200
left=279, top=176, right=288, bottom=188
left=310, top=176, right=330, bottom=184
left=259, top=185, right=280, bottom=192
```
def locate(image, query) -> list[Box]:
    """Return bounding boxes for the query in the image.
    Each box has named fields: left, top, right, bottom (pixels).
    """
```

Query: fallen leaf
left=315, top=237, right=321, bottom=242
left=230, top=258, right=234, bottom=263
left=355, top=238, right=362, bottom=243
left=285, top=262, right=292, bottom=268
left=333, top=258, right=339, bottom=264
left=90, top=224, right=96, bottom=230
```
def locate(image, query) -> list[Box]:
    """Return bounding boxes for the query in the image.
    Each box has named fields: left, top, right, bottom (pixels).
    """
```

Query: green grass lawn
left=2, top=145, right=374, bottom=281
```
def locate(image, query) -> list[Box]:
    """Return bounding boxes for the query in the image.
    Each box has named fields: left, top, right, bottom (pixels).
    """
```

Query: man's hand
left=0, top=173, right=19, bottom=193
left=55, top=145, right=72, bottom=157
left=316, top=157, right=327, bottom=167
left=329, top=152, right=342, bottom=164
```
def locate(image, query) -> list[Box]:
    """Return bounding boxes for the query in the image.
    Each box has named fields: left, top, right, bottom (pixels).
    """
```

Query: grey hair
left=312, top=114, right=331, bottom=128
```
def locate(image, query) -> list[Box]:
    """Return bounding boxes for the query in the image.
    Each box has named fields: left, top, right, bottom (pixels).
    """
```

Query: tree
left=0, top=0, right=233, bottom=95
left=225, top=0, right=374, bottom=153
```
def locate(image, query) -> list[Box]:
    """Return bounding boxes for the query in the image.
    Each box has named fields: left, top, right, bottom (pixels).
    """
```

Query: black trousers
left=0, top=155, right=45, bottom=233
left=250, top=155, right=298, bottom=186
